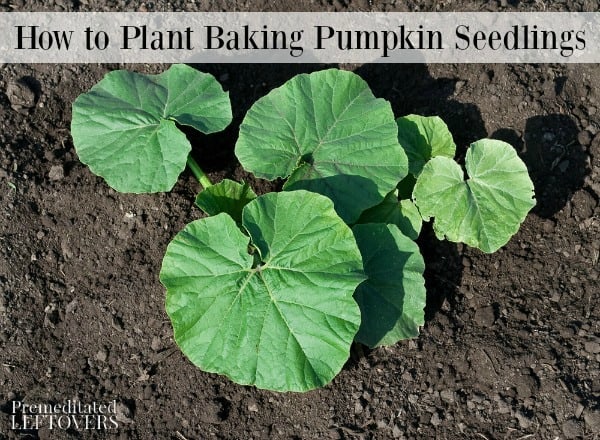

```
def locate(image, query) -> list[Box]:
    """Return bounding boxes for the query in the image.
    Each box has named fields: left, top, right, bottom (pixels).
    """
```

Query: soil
left=1, top=1, right=600, bottom=440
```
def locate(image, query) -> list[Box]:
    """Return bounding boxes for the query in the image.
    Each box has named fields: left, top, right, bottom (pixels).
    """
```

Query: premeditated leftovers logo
left=9, top=400, right=120, bottom=431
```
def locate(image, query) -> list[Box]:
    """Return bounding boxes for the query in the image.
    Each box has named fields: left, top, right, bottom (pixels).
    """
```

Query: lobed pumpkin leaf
left=161, top=190, right=365, bottom=392
left=413, top=139, right=536, bottom=253
left=235, top=69, right=408, bottom=223
left=71, top=64, right=232, bottom=193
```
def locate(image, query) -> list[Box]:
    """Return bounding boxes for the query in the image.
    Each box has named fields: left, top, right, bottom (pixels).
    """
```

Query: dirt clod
left=115, top=401, right=133, bottom=423
left=429, top=411, right=442, bottom=426
left=6, top=78, right=36, bottom=113
left=584, top=341, right=600, bottom=354
left=48, top=165, right=64, bottom=181
left=474, top=305, right=496, bottom=327
left=583, top=410, right=600, bottom=431
left=562, top=419, right=583, bottom=439
left=247, top=399, right=259, bottom=413
left=571, top=189, right=597, bottom=220
left=578, top=130, right=593, bottom=147
left=151, top=336, right=161, bottom=351
left=96, top=348, right=108, bottom=362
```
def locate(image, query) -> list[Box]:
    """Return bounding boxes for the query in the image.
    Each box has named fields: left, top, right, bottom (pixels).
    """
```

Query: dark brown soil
left=1, top=2, right=600, bottom=440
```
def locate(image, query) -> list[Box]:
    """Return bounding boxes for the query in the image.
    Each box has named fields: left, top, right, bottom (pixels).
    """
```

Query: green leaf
left=357, top=192, right=422, bottom=240
left=195, top=179, right=257, bottom=223
left=413, top=139, right=536, bottom=253
left=71, top=64, right=232, bottom=193
left=353, top=224, right=426, bottom=348
left=397, top=115, right=456, bottom=176
left=235, top=69, right=408, bottom=224
left=161, top=190, right=365, bottom=392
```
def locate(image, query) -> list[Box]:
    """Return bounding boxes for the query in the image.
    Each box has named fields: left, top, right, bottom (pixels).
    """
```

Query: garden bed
left=1, top=1, right=599, bottom=439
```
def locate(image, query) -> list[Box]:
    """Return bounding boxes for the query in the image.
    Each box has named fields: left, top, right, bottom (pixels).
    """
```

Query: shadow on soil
left=502, top=114, right=589, bottom=218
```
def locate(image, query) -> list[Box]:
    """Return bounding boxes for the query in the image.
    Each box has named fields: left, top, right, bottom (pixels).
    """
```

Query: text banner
left=0, top=12, right=598, bottom=63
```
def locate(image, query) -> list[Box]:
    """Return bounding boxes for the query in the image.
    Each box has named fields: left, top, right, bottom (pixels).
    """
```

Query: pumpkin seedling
left=71, top=65, right=535, bottom=392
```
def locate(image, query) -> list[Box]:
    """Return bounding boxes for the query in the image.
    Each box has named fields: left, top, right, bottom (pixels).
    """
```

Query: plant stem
left=187, top=155, right=212, bottom=189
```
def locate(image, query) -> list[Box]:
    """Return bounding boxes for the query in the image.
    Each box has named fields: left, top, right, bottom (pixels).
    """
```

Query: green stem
left=187, top=155, right=212, bottom=189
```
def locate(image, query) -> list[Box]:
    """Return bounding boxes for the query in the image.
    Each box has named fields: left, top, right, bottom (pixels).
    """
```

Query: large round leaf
left=160, top=190, right=365, bottom=392
left=235, top=69, right=408, bottom=223
left=71, top=64, right=232, bottom=193
left=413, top=139, right=536, bottom=253
left=353, top=224, right=426, bottom=348
left=397, top=114, right=456, bottom=176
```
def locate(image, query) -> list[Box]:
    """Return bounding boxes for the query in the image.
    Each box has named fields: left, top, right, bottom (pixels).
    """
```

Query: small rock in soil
left=461, top=256, right=472, bottom=268
left=584, top=341, right=600, bottom=354
left=104, top=378, right=115, bottom=391
left=542, top=219, right=556, bottom=234
left=60, top=239, right=73, bottom=260
left=95, top=348, right=108, bottom=362
left=515, top=373, right=537, bottom=398
left=571, top=190, right=597, bottom=220
left=327, top=429, right=342, bottom=440
left=247, top=399, right=259, bottom=413
left=151, top=336, right=161, bottom=351
left=48, top=165, right=64, bottom=181
left=583, top=410, right=600, bottom=431
left=115, top=401, right=133, bottom=423
left=440, top=390, right=455, bottom=403
left=474, top=306, right=496, bottom=327
left=354, top=401, right=363, bottom=414
left=6, top=78, right=36, bottom=113
left=430, top=412, right=442, bottom=426
left=376, top=419, right=388, bottom=429
left=496, top=398, right=511, bottom=415
left=561, top=419, right=583, bottom=439
left=65, top=299, right=77, bottom=314
left=578, top=130, right=593, bottom=147
left=515, top=410, right=532, bottom=429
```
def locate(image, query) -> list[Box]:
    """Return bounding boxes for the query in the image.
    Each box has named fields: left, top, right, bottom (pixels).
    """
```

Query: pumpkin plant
left=70, top=64, right=535, bottom=392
